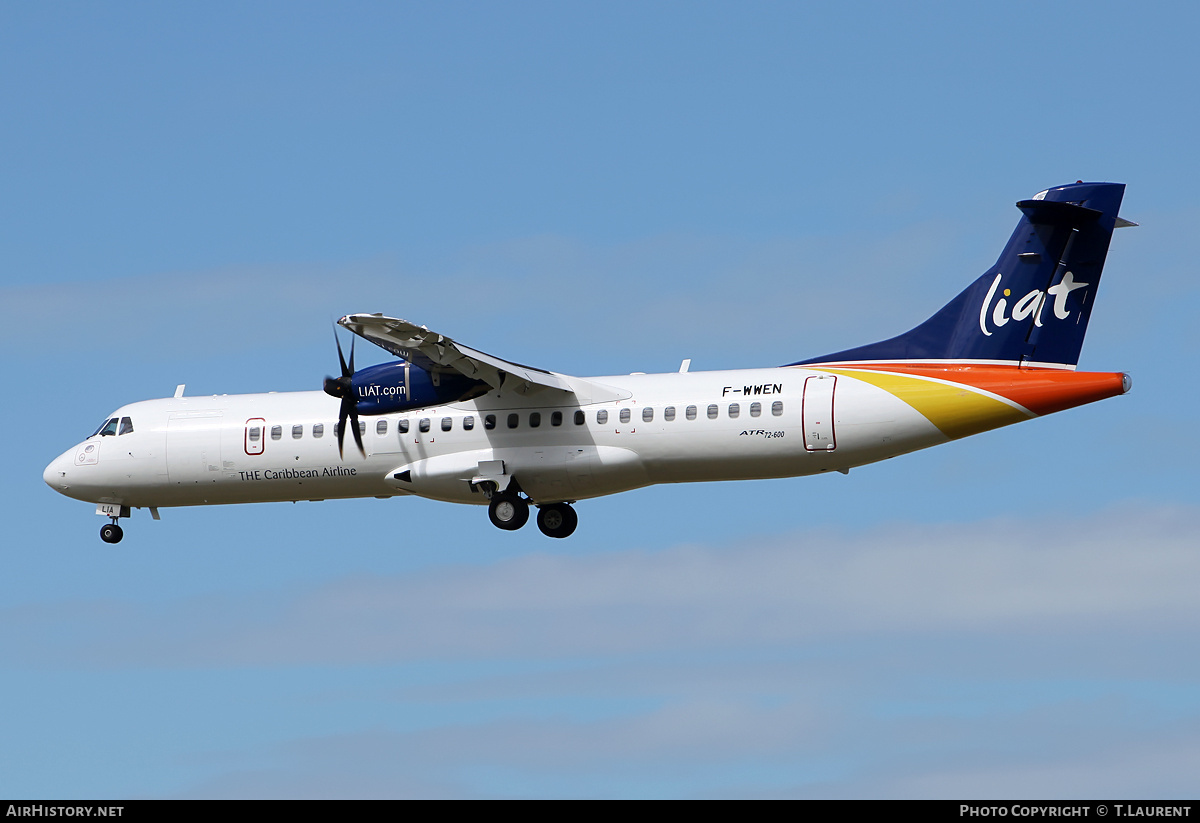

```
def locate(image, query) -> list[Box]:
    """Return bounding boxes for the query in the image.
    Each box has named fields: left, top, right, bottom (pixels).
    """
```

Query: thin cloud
left=173, top=674, right=1200, bottom=798
left=5, top=504, right=1198, bottom=669
left=5, top=221, right=974, bottom=372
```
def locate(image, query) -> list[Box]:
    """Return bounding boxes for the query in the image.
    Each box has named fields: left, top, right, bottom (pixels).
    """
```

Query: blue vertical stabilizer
left=793, top=181, right=1127, bottom=369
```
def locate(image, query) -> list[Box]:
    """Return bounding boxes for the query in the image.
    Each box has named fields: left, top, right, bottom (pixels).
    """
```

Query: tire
left=488, top=493, right=529, bottom=531
left=100, top=523, right=124, bottom=544
left=536, top=503, right=578, bottom=539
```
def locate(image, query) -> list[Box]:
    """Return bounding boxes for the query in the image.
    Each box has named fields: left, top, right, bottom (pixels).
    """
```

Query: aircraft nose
left=43, top=449, right=73, bottom=492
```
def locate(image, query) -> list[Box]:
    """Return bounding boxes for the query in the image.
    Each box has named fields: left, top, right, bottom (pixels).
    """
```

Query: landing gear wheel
left=488, top=493, right=530, bottom=531
left=100, top=523, right=124, bottom=544
left=536, top=503, right=578, bottom=539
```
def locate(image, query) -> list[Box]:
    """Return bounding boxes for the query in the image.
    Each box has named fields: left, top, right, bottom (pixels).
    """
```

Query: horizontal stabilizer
left=1015, top=199, right=1101, bottom=227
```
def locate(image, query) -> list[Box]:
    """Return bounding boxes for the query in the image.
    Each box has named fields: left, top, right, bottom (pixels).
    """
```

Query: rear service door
left=802, top=375, right=837, bottom=451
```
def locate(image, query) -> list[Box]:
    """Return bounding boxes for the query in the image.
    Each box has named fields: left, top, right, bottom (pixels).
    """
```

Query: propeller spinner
left=323, top=330, right=366, bottom=458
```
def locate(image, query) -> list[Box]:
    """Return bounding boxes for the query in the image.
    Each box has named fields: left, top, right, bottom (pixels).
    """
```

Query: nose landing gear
left=100, top=520, right=124, bottom=544
left=96, top=503, right=130, bottom=544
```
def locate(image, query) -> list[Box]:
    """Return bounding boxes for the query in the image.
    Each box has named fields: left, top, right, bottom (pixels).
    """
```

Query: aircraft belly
left=515, top=445, right=649, bottom=502
left=384, top=448, right=494, bottom=505
left=382, top=444, right=652, bottom=505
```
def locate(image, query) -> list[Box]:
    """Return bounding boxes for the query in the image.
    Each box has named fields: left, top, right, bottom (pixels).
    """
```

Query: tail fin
left=795, top=181, right=1129, bottom=370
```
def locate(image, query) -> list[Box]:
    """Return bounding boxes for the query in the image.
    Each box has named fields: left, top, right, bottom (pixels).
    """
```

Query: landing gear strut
left=100, top=520, right=124, bottom=544
left=488, top=492, right=530, bottom=531
left=536, top=503, right=578, bottom=539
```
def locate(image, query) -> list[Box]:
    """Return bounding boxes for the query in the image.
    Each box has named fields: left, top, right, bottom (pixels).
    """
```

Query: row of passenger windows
left=255, top=401, right=785, bottom=441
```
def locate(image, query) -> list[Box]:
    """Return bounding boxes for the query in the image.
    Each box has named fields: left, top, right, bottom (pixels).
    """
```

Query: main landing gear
left=485, top=490, right=578, bottom=538
left=488, top=492, right=529, bottom=531
left=536, top=503, right=578, bottom=539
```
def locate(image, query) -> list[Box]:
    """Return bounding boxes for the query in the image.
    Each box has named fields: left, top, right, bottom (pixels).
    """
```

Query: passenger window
left=642, top=407, right=654, bottom=422
left=529, top=412, right=541, bottom=428
left=707, top=404, right=718, bottom=419
left=664, top=406, right=676, bottom=422
left=119, top=417, right=135, bottom=436
left=484, top=414, right=496, bottom=430
left=597, top=410, right=609, bottom=424
left=441, top=417, right=452, bottom=432
left=377, top=419, right=388, bottom=436
left=574, top=410, right=585, bottom=425
left=507, top=413, right=519, bottom=429
left=419, top=418, right=430, bottom=433
left=772, top=400, right=784, bottom=416
left=619, top=409, right=631, bottom=424
left=292, top=424, right=303, bottom=439
left=728, top=403, right=740, bottom=419
left=750, top=402, right=761, bottom=418
left=313, top=424, right=324, bottom=438
left=399, top=419, right=410, bottom=434
left=249, top=427, right=261, bottom=442
left=551, top=411, right=563, bottom=427
left=686, top=405, right=697, bottom=421
left=271, top=425, right=282, bottom=440
left=463, top=416, right=475, bottom=431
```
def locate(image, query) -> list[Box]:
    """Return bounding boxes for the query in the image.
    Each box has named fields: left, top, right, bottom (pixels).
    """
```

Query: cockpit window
left=94, top=418, right=119, bottom=437
left=119, top=417, right=134, bottom=436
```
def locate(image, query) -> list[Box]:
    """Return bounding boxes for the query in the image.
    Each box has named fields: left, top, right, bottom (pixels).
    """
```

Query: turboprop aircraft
left=44, top=181, right=1135, bottom=543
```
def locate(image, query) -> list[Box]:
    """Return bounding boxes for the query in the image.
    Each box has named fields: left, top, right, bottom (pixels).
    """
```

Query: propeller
left=323, top=329, right=365, bottom=458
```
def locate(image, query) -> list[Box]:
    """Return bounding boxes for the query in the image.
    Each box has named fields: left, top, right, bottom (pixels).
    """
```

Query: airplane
left=44, top=181, right=1135, bottom=543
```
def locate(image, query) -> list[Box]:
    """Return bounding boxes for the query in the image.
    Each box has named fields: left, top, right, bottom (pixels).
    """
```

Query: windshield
left=90, top=416, right=134, bottom=437
left=92, top=418, right=119, bottom=437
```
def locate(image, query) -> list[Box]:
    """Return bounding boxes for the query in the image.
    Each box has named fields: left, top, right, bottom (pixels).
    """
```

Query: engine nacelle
left=351, top=360, right=488, bottom=415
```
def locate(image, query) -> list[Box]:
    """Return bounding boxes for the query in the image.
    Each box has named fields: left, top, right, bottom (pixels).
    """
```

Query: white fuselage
left=43, top=366, right=947, bottom=512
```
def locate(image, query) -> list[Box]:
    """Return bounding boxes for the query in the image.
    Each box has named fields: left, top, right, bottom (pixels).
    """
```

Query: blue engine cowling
left=351, top=360, right=488, bottom=414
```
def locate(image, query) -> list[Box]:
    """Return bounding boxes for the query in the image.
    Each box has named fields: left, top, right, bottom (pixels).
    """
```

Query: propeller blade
left=329, top=326, right=364, bottom=459
left=337, top=398, right=349, bottom=459
left=348, top=405, right=365, bottom=457
left=335, top=327, right=349, bottom=377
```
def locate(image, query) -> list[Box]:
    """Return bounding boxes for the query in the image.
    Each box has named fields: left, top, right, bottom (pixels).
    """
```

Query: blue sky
left=3, top=1, right=1199, bottom=798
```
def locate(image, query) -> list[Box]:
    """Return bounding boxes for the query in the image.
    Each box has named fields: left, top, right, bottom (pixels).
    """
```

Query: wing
left=338, top=313, right=577, bottom=396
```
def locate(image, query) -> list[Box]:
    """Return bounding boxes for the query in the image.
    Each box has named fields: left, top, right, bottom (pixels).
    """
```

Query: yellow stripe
left=819, top=368, right=1032, bottom=440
